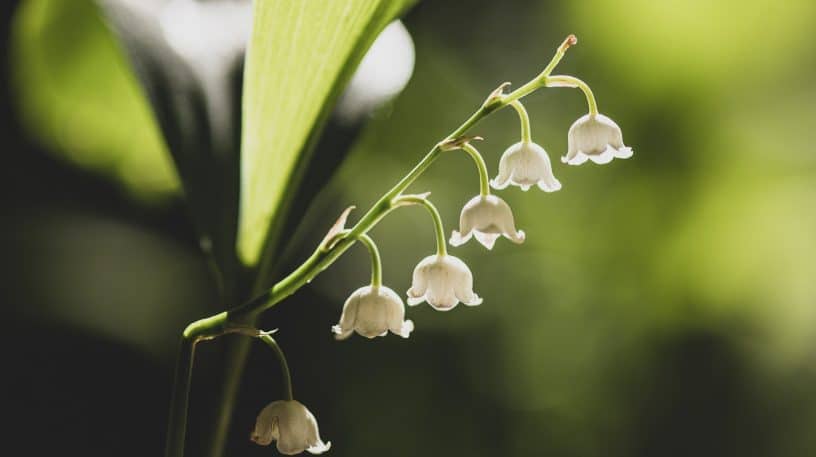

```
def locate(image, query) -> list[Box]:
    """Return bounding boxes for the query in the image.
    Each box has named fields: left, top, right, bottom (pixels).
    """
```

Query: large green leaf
left=238, top=0, right=416, bottom=266
left=11, top=0, right=178, bottom=201
left=95, top=0, right=251, bottom=292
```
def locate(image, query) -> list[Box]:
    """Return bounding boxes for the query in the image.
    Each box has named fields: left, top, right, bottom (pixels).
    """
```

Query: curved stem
left=165, top=313, right=230, bottom=457
left=394, top=195, right=447, bottom=256
left=503, top=34, right=577, bottom=104
left=461, top=143, right=490, bottom=196
left=545, top=74, right=598, bottom=116
left=509, top=100, right=532, bottom=143
left=258, top=334, right=293, bottom=401
left=356, top=233, right=382, bottom=287
left=182, top=35, right=579, bottom=326
left=170, top=35, right=583, bottom=457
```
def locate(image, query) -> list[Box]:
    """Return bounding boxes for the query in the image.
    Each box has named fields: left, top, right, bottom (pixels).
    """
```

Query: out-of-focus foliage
left=6, top=1, right=816, bottom=456
left=291, top=1, right=816, bottom=455
left=93, top=0, right=252, bottom=295
left=11, top=0, right=177, bottom=200
left=238, top=0, right=416, bottom=265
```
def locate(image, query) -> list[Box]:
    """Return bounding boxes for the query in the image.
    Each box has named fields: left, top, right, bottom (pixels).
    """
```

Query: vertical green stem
left=165, top=336, right=197, bottom=457
left=356, top=233, right=382, bottom=287
left=258, top=334, right=293, bottom=401
left=509, top=100, right=532, bottom=143
left=461, top=143, right=490, bottom=196
left=394, top=196, right=447, bottom=256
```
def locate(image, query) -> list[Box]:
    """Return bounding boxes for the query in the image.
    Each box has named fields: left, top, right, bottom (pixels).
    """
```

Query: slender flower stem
left=394, top=195, right=447, bottom=256
left=258, top=334, right=293, bottom=401
left=166, top=35, right=582, bottom=457
left=356, top=233, right=382, bottom=287
left=501, top=34, right=577, bottom=104
left=509, top=100, right=532, bottom=143
left=165, top=336, right=197, bottom=457
left=544, top=74, right=598, bottom=116
left=461, top=143, right=491, bottom=196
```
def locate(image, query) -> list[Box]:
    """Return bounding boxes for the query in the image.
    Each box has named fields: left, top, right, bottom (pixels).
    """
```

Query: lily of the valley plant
left=169, top=34, right=632, bottom=456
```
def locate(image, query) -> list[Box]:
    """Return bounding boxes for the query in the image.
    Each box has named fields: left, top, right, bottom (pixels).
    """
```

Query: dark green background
left=3, top=1, right=816, bottom=456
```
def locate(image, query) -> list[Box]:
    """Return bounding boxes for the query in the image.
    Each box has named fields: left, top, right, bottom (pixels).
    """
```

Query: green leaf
left=238, top=0, right=416, bottom=266
left=93, top=0, right=251, bottom=294
left=11, top=0, right=178, bottom=201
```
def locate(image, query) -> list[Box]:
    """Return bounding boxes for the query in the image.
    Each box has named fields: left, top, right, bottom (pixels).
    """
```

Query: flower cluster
left=249, top=34, right=632, bottom=455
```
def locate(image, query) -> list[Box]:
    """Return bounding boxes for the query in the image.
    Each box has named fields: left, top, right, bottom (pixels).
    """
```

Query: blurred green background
left=3, top=1, right=816, bottom=456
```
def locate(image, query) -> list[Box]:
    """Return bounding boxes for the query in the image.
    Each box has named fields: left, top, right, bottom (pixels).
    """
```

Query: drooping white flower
left=407, top=254, right=482, bottom=310
left=563, top=113, right=633, bottom=165
left=332, top=285, right=414, bottom=340
left=491, top=141, right=561, bottom=192
left=251, top=400, right=331, bottom=455
left=450, top=195, right=525, bottom=250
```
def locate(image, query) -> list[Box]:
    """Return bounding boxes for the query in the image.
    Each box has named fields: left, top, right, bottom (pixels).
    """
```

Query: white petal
left=537, top=177, right=561, bottom=192
left=473, top=231, right=500, bottom=250
left=331, top=325, right=353, bottom=341
left=406, top=294, right=425, bottom=306
left=565, top=114, right=631, bottom=166
left=565, top=151, right=590, bottom=165
left=427, top=293, right=459, bottom=311
left=253, top=400, right=328, bottom=456
left=614, top=146, right=633, bottom=159
left=504, top=229, right=526, bottom=244
left=461, top=293, right=483, bottom=306
left=588, top=146, right=615, bottom=164
left=307, top=441, right=332, bottom=455
left=449, top=229, right=472, bottom=247
left=395, top=319, right=414, bottom=338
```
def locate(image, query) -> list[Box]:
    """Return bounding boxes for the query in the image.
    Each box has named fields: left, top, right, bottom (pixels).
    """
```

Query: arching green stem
left=356, top=233, right=382, bottom=287
left=545, top=74, right=599, bottom=116
left=258, top=334, right=293, bottom=401
left=461, top=143, right=490, bottom=196
left=509, top=100, right=532, bottom=143
left=394, top=195, right=447, bottom=256
left=501, top=34, right=577, bottom=104
left=167, top=35, right=584, bottom=457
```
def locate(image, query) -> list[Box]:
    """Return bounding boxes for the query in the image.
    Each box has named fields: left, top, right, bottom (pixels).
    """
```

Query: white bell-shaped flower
left=332, top=285, right=414, bottom=340
left=563, top=113, right=633, bottom=165
left=407, top=254, right=482, bottom=310
left=450, top=195, right=525, bottom=249
left=251, top=400, right=331, bottom=455
left=491, top=141, right=561, bottom=192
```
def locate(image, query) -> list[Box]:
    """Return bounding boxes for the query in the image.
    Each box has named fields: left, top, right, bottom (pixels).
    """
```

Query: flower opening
left=407, top=254, right=482, bottom=310
left=563, top=113, right=633, bottom=165
left=251, top=400, right=331, bottom=455
left=450, top=195, right=526, bottom=249
left=332, top=285, right=414, bottom=340
left=491, top=141, right=561, bottom=192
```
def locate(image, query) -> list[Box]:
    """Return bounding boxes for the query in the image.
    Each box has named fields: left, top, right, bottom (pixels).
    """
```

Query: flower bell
left=563, top=113, right=633, bottom=165
left=407, top=254, right=482, bottom=310
left=450, top=195, right=525, bottom=249
left=491, top=141, right=561, bottom=192
left=332, top=285, right=414, bottom=339
left=251, top=400, right=331, bottom=455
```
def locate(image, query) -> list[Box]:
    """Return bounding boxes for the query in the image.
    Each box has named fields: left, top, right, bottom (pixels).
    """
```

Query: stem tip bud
left=560, top=34, right=578, bottom=52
